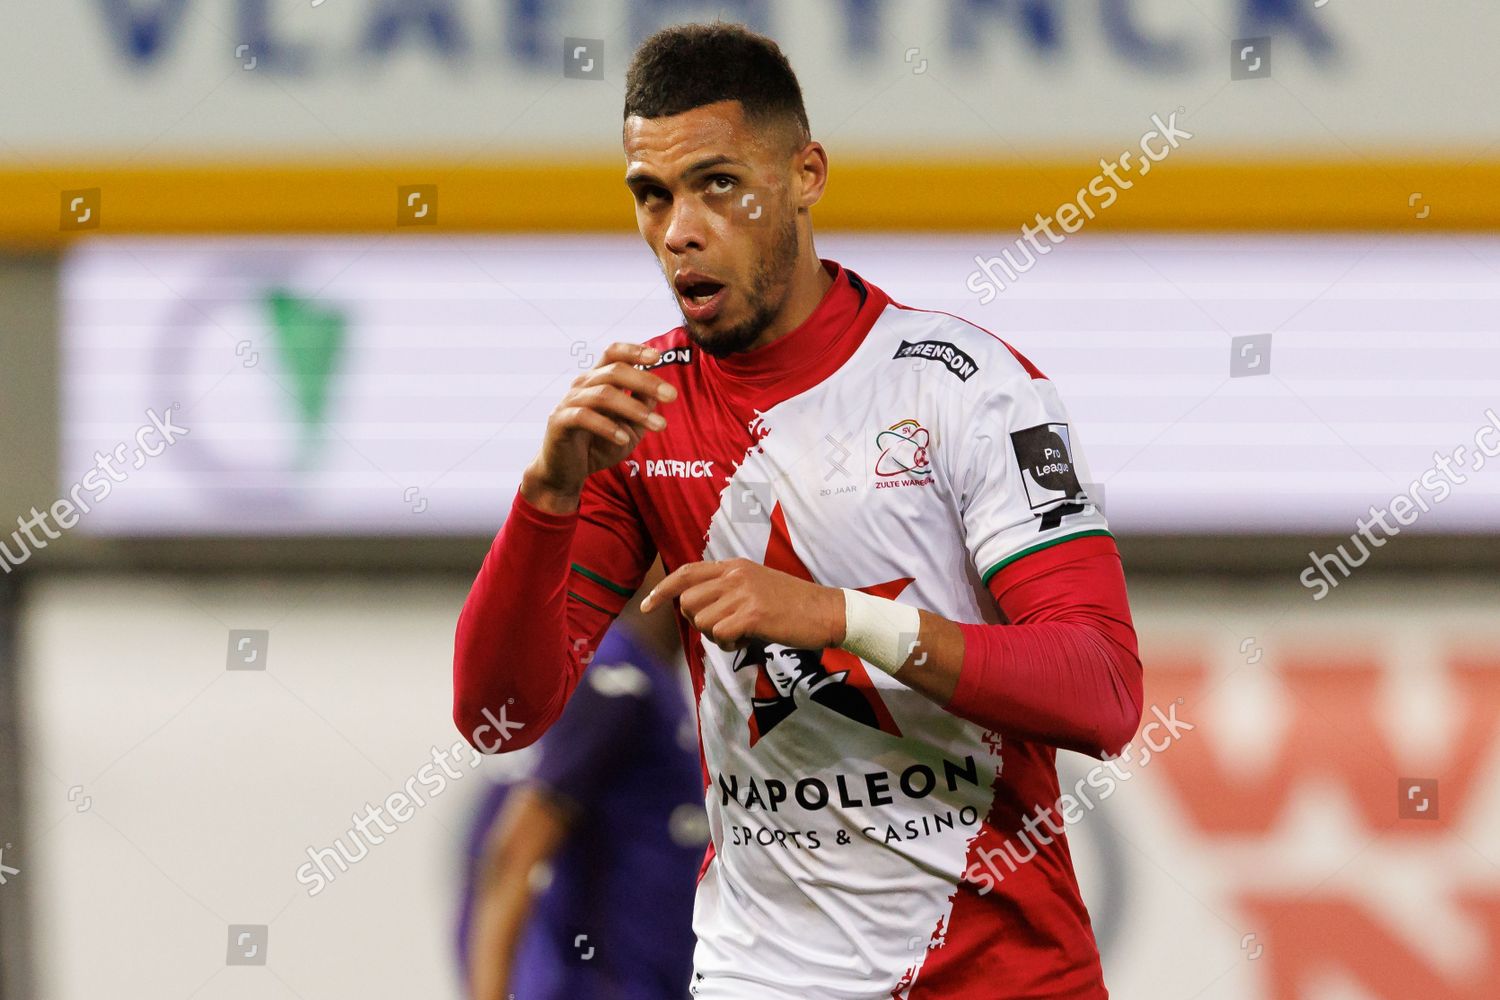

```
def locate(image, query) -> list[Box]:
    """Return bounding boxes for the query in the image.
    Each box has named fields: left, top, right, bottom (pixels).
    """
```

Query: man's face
left=624, top=100, right=803, bottom=358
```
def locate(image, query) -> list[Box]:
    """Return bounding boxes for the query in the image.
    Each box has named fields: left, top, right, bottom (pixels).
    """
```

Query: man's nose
left=664, top=199, right=708, bottom=254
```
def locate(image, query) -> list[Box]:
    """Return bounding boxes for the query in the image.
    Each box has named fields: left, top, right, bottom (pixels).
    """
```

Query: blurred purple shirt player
left=457, top=614, right=705, bottom=1000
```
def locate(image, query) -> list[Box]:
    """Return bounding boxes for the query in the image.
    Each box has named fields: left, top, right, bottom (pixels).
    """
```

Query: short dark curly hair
left=624, top=22, right=809, bottom=144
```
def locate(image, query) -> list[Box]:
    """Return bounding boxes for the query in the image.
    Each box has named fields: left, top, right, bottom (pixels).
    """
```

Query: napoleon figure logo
left=733, top=640, right=882, bottom=741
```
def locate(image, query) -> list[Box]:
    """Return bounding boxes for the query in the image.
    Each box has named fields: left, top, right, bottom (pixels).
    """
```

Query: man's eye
left=707, top=175, right=736, bottom=195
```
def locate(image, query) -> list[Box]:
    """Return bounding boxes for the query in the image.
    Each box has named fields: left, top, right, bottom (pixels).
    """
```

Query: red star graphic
left=740, top=500, right=910, bottom=745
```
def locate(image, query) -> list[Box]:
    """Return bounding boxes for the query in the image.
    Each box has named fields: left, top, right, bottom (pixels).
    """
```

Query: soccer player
left=458, top=560, right=704, bottom=1000
left=454, top=22, right=1143, bottom=1000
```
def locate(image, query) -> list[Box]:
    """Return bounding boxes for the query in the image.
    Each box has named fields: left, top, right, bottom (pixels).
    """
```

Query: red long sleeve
left=945, top=534, right=1143, bottom=759
left=453, top=473, right=654, bottom=753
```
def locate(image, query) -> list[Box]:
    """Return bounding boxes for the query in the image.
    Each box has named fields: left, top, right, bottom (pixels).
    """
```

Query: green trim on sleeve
left=566, top=589, right=611, bottom=615
left=979, top=529, right=1114, bottom=586
left=570, top=562, right=633, bottom=597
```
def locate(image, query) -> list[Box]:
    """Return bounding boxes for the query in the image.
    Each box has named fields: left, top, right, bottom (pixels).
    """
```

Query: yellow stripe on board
left=2, top=159, right=1498, bottom=244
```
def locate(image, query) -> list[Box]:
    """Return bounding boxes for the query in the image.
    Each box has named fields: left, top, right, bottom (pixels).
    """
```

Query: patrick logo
left=748, top=408, right=772, bottom=447
left=735, top=500, right=907, bottom=747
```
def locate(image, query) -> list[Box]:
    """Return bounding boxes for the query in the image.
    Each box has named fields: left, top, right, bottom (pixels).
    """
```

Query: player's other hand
left=522, top=342, right=677, bottom=514
left=640, top=559, right=845, bottom=653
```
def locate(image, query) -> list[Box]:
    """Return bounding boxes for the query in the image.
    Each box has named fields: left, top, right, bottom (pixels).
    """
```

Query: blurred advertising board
left=5, top=1, right=1496, bottom=160
left=19, top=576, right=1500, bottom=998
left=58, top=234, right=1500, bottom=538
left=1077, top=579, right=1500, bottom=999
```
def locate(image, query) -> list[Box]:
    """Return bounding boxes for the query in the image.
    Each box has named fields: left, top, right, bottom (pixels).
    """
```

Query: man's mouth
left=674, top=271, right=728, bottom=322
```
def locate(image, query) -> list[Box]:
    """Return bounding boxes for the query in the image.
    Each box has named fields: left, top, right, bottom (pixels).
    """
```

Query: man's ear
left=793, top=141, right=829, bottom=210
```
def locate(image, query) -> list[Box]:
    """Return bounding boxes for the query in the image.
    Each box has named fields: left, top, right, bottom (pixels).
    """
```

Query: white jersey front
left=568, top=262, right=1112, bottom=999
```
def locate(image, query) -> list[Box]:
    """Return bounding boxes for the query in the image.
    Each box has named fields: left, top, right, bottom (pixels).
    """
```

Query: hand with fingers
left=521, top=342, right=679, bottom=515
left=639, top=558, right=845, bottom=653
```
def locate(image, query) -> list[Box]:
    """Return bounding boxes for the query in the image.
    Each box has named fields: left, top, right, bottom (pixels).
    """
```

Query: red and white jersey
left=567, top=261, right=1112, bottom=999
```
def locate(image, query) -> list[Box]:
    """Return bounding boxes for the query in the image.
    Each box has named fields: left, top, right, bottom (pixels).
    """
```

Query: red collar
left=700, top=259, right=887, bottom=405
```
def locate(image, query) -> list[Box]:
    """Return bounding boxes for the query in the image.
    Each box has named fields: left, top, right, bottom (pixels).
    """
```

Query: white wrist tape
left=840, top=588, right=922, bottom=675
